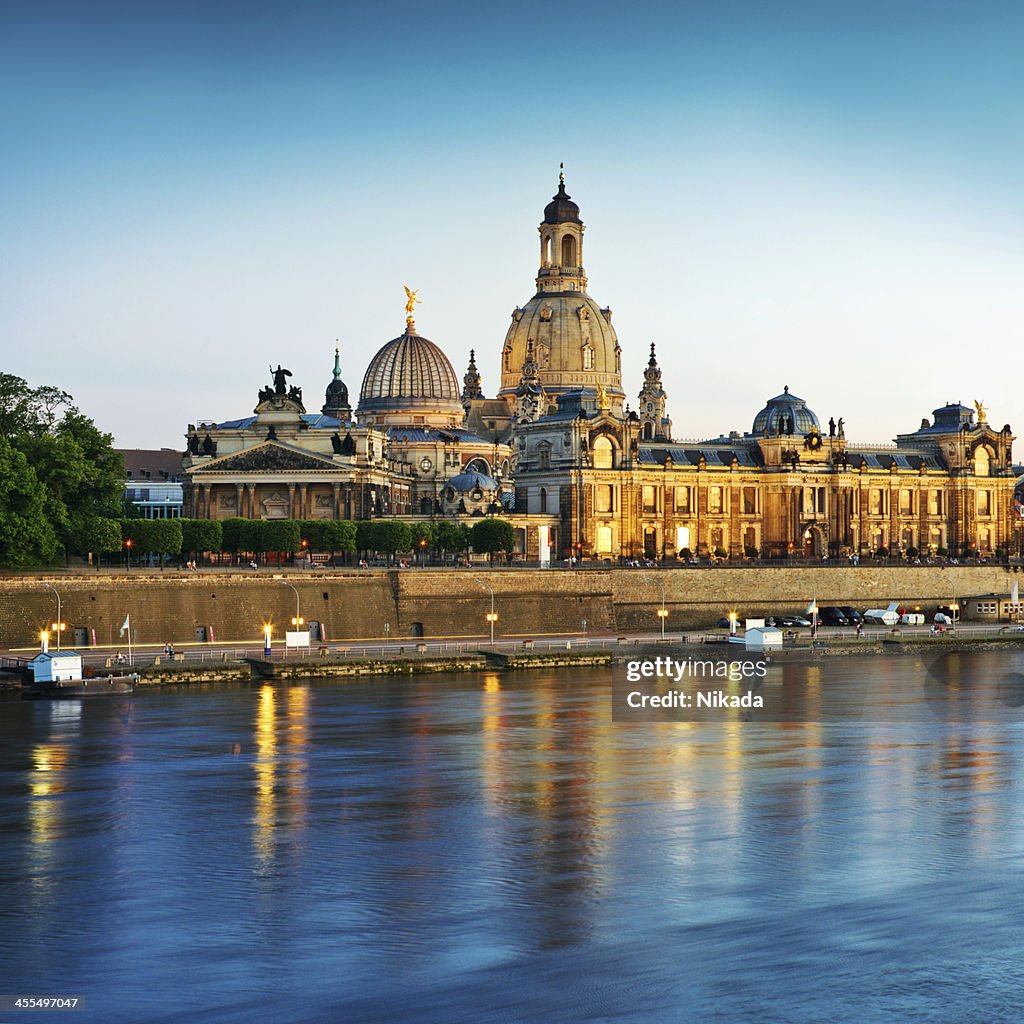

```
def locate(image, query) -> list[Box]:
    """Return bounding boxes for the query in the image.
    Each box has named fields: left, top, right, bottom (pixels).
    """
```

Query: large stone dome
left=358, top=329, right=464, bottom=428
left=499, top=293, right=622, bottom=402
left=751, top=386, right=820, bottom=436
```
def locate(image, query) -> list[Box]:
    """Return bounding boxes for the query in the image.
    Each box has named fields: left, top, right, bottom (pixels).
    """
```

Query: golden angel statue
left=404, top=285, right=421, bottom=327
left=596, top=383, right=610, bottom=411
left=974, top=399, right=987, bottom=423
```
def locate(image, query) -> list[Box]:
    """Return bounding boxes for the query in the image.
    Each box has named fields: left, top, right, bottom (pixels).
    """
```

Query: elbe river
left=3, top=652, right=1024, bottom=1023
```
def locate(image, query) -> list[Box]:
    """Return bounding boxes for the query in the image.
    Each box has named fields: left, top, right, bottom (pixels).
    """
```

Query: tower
left=498, top=169, right=623, bottom=412
left=638, top=342, right=671, bottom=440
left=322, top=345, right=352, bottom=420
left=461, top=349, right=483, bottom=409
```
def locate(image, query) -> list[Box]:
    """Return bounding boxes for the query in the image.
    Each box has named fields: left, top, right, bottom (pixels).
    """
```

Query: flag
left=119, top=614, right=131, bottom=637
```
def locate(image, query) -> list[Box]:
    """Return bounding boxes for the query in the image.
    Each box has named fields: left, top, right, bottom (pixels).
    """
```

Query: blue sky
left=2, top=1, right=1022, bottom=447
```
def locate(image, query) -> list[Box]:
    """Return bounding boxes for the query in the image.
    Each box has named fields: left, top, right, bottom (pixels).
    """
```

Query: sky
left=2, top=1, right=1022, bottom=449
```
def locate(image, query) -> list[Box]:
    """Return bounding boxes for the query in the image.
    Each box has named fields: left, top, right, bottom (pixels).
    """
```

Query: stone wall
left=0, top=565, right=1018, bottom=648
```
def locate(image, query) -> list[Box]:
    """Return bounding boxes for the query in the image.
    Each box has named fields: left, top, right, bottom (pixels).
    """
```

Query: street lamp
left=43, top=583, right=65, bottom=651
left=644, top=576, right=668, bottom=638
left=125, top=537, right=133, bottom=572
left=280, top=581, right=303, bottom=630
left=728, top=610, right=738, bottom=637
left=474, top=578, right=497, bottom=644
left=263, top=623, right=272, bottom=657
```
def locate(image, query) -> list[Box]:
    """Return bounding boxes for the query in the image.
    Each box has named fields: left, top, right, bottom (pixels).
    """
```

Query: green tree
left=180, top=519, right=222, bottom=559
left=82, top=516, right=123, bottom=570
left=263, top=519, right=300, bottom=559
left=1, top=375, right=126, bottom=560
left=220, top=518, right=250, bottom=557
left=318, top=520, right=356, bottom=555
left=409, top=522, right=434, bottom=563
left=122, top=519, right=182, bottom=568
left=433, top=520, right=466, bottom=563
left=0, top=435, right=58, bottom=568
left=471, top=519, right=514, bottom=563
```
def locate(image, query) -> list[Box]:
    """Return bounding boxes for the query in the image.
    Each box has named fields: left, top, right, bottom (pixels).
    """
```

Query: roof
left=543, top=178, right=581, bottom=224
left=637, top=445, right=764, bottom=468
left=359, top=329, right=461, bottom=409
left=387, top=427, right=493, bottom=445
left=118, top=448, right=183, bottom=480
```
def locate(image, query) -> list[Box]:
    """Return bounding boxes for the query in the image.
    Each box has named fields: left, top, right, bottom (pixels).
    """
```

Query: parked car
left=778, top=615, right=811, bottom=628
left=839, top=607, right=863, bottom=625
left=819, top=607, right=849, bottom=626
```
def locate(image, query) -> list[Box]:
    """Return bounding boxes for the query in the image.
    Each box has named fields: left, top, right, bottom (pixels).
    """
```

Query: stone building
left=181, top=173, right=1021, bottom=563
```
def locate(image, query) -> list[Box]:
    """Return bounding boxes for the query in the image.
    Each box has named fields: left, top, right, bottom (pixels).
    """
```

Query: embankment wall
left=1, top=565, right=1018, bottom=648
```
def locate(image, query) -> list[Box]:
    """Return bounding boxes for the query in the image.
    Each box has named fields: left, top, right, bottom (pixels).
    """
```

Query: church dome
left=498, top=293, right=621, bottom=401
left=448, top=470, right=499, bottom=493
left=358, top=329, right=464, bottom=427
left=751, top=386, right=820, bottom=436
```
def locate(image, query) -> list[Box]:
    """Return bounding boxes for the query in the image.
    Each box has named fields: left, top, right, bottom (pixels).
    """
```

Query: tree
left=375, top=521, right=412, bottom=563
left=122, top=519, right=182, bottom=567
left=263, top=519, right=300, bottom=560
left=471, top=519, right=514, bottom=563
left=180, top=519, right=222, bottom=559
left=220, top=518, right=250, bottom=558
left=409, top=522, right=434, bottom=564
left=434, top=520, right=468, bottom=563
left=0, top=435, right=58, bottom=568
left=82, top=516, right=123, bottom=570
left=1, top=375, right=125, bottom=560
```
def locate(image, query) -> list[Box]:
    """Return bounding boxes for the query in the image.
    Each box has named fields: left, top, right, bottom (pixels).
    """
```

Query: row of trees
left=0, top=375, right=125, bottom=569
left=85, top=517, right=517, bottom=566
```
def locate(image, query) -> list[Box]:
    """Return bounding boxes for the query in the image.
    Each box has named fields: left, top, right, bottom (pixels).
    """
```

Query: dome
left=498, top=292, right=622, bottom=400
left=751, top=386, right=820, bottom=436
left=543, top=180, right=581, bottom=224
left=448, top=470, right=499, bottom=493
left=358, top=329, right=464, bottom=426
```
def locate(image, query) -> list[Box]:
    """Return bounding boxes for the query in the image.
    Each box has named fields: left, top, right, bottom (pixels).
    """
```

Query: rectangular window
left=675, top=486, right=691, bottom=514
left=596, top=485, right=613, bottom=513
left=596, top=525, right=613, bottom=553
left=538, top=447, right=550, bottom=470
left=928, top=490, right=942, bottom=516
left=870, top=489, right=882, bottom=515
left=642, top=485, right=657, bottom=514
left=742, top=487, right=757, bottom=515
left=708, top=486, right=722, bottom=514
left=899, top=489, right=913, bottom=515
left=977, top=491, right=991, bottom=516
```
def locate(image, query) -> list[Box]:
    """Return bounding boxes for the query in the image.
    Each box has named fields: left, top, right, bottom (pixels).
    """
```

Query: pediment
left=192, top=442, right=339, bottom=474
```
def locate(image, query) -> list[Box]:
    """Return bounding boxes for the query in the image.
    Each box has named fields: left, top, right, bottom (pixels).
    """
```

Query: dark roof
left=387, top=427, right=492, bottom=445
left=117, top=448, right=183, bottom=480
left=543, top=180, right=581, bottom=225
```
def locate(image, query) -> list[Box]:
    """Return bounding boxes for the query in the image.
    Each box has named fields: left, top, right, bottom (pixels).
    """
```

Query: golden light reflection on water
left=252, top=685, right=312, bottom=873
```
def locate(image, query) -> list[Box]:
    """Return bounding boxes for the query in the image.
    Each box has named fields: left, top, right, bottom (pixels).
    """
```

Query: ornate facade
left=181, top=174, right=1023, bottom=562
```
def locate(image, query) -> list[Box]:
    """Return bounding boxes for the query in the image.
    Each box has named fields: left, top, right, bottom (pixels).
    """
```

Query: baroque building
left=181, top=174, right=1023, bottom=563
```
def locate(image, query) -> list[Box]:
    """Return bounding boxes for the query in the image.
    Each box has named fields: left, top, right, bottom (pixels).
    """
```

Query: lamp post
left=281, top=581, right=303, bottom=632
left=474, top=578, right=497, bottom=644
left=644, top=576, right=667, bottom=638
left=125, top=537, right=133, bottom=572
left=728, top=610, right=738, bottom=637
left=43, top=583, right=65, bottom=651
left=263, top=624, right=272, bottom=657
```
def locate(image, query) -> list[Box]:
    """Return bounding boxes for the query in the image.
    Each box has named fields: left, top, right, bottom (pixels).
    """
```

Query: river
left=2, top=653, right=1024, bottom=1023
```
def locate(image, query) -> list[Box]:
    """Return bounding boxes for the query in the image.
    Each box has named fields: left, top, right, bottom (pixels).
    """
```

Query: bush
left=744, top=546, right=759, bottom=558
left=713, top=547, right=728, bottom=560
left=936, top=546, right=948, bottom=556
left=876, top=545, right=889, bottom=557
left=180, top=518, right=222, bottom=556
left=678, top=547, right=693, bottom=561
left=906, top=546, right=919, bottom=558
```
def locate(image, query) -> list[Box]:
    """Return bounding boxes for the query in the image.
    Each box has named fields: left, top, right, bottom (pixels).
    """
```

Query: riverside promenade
left=1, top=563, right=1020, bottom=656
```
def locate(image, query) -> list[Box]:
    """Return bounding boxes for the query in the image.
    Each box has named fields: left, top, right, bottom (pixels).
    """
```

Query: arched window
left=561, top=234, right=576, bottom=266
left=643, top=422, right=653, bottom=440
left=974, top=446, right=991, bottom=476
left=539, top=487, right=547, bottom=513
left=593, top=436, right=613, bottom=469
left=582, top=344, right=594, bottom=370
left=542, top=234, right=552, bottom=265
left=465, top=457, right=490, bottom=475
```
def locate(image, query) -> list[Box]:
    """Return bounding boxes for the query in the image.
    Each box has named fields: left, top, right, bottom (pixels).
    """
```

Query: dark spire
left=461, top=348, right=483, bottom=406
left=322, top=343, right=352, bottom=419
left=543, top=166, right=581, bottom=224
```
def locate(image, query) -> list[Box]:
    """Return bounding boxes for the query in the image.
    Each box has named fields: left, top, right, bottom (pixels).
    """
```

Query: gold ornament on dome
left=597, top=384, right=610, bottom=411
left=974, top=399, right=987, bottom=423
left=403, top=286, right=421, bottom=330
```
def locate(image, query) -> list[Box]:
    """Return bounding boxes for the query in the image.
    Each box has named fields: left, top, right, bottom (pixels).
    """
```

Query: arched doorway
left=802, top=525, right=824, bottom=558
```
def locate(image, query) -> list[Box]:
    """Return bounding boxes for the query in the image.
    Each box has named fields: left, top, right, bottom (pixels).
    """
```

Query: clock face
left=420, top=457, right=432, bottom=471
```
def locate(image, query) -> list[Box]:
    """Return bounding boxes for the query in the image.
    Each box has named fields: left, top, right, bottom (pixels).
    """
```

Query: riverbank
left=5, top=632, right=1021, bottom=693
left=2, top=564, right=1021, bottom=650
